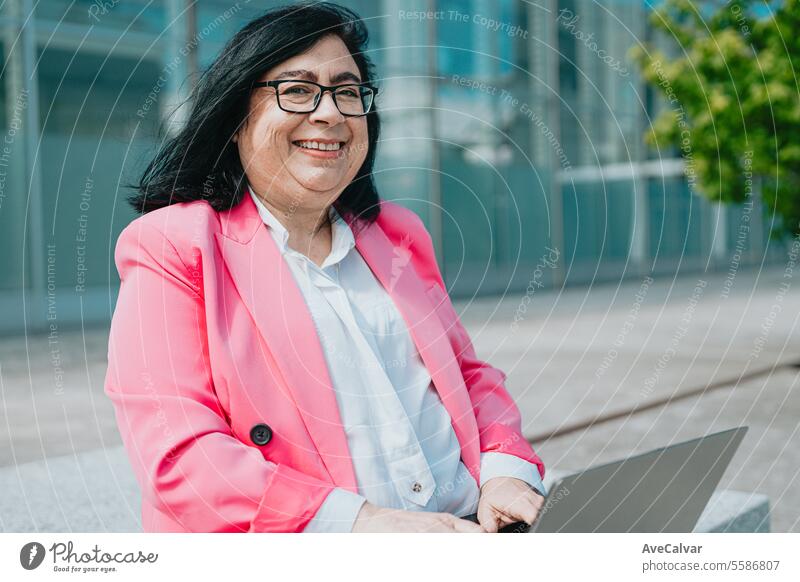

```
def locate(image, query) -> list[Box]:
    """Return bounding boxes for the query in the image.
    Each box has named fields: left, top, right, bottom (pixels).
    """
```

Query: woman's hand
left=352, top=502, right=486, bottom=533
left=477, top=477, right=544, bottom=533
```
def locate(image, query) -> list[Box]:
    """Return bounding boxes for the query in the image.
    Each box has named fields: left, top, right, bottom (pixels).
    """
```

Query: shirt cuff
left=302, top=487, right=368, bottom=533
left=479, top=452, right=548, bottom=497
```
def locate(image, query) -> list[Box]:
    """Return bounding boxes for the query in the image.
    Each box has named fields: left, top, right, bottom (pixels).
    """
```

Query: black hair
left=127, top=1, right=381, bottom=227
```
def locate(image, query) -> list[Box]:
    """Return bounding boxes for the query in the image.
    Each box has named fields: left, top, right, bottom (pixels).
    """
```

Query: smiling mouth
left=291, top=140, right=347, bottom=151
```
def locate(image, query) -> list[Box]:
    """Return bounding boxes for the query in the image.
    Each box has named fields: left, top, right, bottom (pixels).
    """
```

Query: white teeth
left=296, top=140, right=342, bottom=151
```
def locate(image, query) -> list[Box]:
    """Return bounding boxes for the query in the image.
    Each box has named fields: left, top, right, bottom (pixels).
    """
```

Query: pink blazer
left=104, top=192, right=545, bottom=532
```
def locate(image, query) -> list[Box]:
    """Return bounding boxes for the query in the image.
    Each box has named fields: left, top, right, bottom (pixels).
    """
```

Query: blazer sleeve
left=407, top=212, right=545, bottom=482
left=104, top=220, right=335, bottom=532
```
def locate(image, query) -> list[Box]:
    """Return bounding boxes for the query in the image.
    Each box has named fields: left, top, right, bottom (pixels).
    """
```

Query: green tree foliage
left=629, top=0, right=800, bottom=238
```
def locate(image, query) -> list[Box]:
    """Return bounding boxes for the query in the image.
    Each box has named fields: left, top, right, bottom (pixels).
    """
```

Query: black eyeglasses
left=252, top=79, right=378, bottom=117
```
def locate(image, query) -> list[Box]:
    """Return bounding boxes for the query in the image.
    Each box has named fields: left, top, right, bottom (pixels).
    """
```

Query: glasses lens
left=334, top=85, right=374, bottom=116
left=276, top=81, right=320, bottom=112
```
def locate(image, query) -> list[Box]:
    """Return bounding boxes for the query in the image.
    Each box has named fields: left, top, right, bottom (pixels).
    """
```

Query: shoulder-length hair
left=128, top=1, right=381, bottom=227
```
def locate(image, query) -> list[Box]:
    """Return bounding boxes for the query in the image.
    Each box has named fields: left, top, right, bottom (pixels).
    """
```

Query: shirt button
left=412, top=482, right=423, bottom=493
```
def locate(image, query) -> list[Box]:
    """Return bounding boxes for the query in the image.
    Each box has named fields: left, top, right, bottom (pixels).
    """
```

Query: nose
left=308, top=90, right=345, bottom=125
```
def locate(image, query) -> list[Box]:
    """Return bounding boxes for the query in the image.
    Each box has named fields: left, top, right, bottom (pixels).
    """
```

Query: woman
left=105, top=2, right=546, bottom=533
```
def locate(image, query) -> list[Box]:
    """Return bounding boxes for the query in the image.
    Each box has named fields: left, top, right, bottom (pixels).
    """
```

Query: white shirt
left=249, top=188, right=546, bottom=532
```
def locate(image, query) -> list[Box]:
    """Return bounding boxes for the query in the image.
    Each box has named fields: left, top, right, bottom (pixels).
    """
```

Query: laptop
left=524, top=426, right=748, bottom=533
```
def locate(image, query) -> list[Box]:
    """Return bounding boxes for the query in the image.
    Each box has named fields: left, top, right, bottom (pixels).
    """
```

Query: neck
left=251, top=188, right=332, bottom=238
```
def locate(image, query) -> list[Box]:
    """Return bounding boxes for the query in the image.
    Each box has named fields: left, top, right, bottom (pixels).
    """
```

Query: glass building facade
left=0, top=0, right=784, bottom=334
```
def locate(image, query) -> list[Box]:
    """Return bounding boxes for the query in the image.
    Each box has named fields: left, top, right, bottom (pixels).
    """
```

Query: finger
left=507, top=486, right=545, bottom=523
left=477, top=503, right=500, bottom=533
left=530, top=505, right=542, bottom=526
left=519, top=499, right=541, bottom=525
left=453, top=518, right=486, bottom=533
left=502, top=495, right=540, bottom=525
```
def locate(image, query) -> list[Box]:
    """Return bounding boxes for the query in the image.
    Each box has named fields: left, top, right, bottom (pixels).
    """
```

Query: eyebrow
left=273, top=68, right=363, bottom=84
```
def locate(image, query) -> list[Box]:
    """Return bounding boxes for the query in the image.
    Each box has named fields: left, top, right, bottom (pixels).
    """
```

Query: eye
left=336, top=87, right=360, bottom=98
left=284, top=86, right=312, bottom=95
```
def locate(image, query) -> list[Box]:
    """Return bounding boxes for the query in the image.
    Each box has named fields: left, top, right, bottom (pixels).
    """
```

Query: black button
left=250, top=423, right=273, bottom=446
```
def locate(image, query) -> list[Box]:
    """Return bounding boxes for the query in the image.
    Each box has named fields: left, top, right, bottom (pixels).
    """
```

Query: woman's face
left=236, top=34, right=370, bottom=214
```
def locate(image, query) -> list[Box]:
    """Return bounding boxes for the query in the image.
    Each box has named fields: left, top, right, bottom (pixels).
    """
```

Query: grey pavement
left=1, top=265, right=798, bottom=531
left=0, top=446, right=141, bottom=532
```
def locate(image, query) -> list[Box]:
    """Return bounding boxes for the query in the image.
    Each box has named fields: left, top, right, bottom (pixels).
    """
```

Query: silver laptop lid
left=531, top=426, right=748, bottom=533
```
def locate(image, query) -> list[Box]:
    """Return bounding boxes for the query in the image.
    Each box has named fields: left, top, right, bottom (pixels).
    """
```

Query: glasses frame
left=252, top=79, right=379, bottom=117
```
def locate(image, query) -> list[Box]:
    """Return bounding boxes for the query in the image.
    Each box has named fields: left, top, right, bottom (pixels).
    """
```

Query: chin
left=292, top=174, right=348, bottom=193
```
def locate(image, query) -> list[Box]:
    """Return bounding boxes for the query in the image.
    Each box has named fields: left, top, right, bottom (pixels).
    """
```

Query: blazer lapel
left=350, top=215, right=480, bottom=478
left=215, top=193, right=358, bottom=492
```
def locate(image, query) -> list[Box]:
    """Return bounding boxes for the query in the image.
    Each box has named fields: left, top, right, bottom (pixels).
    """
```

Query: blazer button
left=250, top=423, right=273, bottom=446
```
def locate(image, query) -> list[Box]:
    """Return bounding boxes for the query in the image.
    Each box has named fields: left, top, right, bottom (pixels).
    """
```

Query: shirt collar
left=248, top=186, right=355, bottom=268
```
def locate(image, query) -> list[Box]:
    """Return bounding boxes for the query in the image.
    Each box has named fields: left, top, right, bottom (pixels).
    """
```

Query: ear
left=232, top=133, right=238, bottom=144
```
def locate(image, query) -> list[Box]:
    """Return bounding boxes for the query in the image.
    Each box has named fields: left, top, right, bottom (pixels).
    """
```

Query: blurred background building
left=0, top=0, right=785, bottom=334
